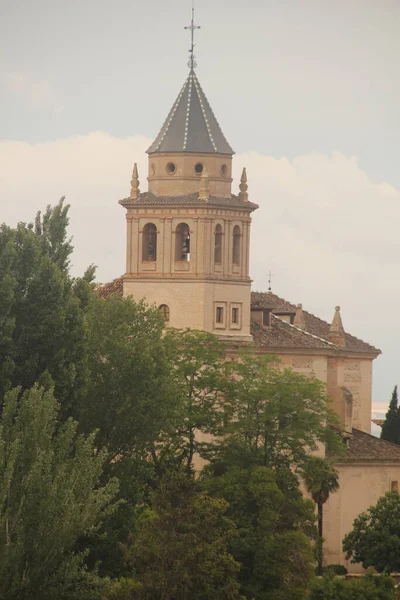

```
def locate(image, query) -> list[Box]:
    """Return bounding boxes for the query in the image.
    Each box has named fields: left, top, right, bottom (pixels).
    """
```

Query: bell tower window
left=175, top=223, right=190, bottom=261
left=142, top=223, right=157, bottom=261
left=232, top=225, right=241, bottom=265
left=214, top=224, right=223, bottom=264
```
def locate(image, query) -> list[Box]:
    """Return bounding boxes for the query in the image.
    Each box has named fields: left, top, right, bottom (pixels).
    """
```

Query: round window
left=221, top=164, right=227, bottom=177
left=194, top=163, right=203, bottom=175
left=166, top=162, right=176, bottom=174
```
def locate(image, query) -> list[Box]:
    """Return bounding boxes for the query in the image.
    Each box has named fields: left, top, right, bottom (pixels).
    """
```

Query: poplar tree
left=381, top=386, right=400, bottom=445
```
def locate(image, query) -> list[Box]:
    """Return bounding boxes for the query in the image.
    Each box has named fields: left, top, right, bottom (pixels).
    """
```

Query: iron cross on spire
left=184, top=2, right=200, bottom=70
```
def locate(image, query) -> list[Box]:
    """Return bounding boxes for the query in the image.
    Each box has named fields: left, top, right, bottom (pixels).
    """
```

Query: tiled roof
left=341, top=428, right=400, bottom=462
left=146, top=69, right=234, bottom=155
left=96, top=277, right=123, bottom=299
left=251, top=292, right=380, bottom=355
left=119, top=191, right=258, bottom=211
left=251, top=318, right=333, bottom=350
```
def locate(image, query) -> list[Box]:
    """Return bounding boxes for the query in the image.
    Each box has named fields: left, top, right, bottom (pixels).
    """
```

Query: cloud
left=1, top=72, right=63, bottom=115
left=0, top=131, right=399, bottom=404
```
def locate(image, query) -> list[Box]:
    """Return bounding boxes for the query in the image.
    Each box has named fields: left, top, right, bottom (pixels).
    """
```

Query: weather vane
left=184, top=1, right=200, bottom=70
left=267, top=271, right=274, bottom=293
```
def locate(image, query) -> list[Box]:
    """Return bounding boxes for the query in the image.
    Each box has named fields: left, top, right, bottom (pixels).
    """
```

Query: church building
left=99, top=26, right=400, bottom=570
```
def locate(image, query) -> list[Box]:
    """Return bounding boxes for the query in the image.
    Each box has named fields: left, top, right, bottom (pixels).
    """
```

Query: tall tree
left=108, top=472, right=241, bottom=600
left=0, top=384, right=119, bottom=600
left=203, top=462, right=316, bottom=600
left=0, top=199, right=90, bottom=412
left=301, top=456, right=339, bottom=574
left=149, top=329, right=226, bottom=477
left=219, top=352, right=340, bottom=471
left=381, top=386, right=400, bottom=445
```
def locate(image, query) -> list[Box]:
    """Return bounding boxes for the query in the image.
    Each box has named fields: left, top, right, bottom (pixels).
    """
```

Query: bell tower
left=119, top=12, right=258, bottom=341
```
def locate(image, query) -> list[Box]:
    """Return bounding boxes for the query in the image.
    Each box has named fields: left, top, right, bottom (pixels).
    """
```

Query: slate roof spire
left=146, top=70, right=234, bottom=155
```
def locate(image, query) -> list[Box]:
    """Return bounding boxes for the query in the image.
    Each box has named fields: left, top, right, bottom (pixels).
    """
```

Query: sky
left=1, top=0, right=399, bottom=416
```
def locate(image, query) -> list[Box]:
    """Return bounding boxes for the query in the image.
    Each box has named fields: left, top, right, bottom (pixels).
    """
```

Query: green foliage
left=309, top=572, right=397, bottom=600
left=381, top=386, right=400, bottom=445
left=114, top=472, right=242, bottom=600
left=78, top=294, right=177, bottom=462
left=320, top=564, right=348, bottom=576
left=0, top=199, right=90, bottom=411
left=0, top=384, right=118, bottom=600
left=203, top=462, right=316, bottom=600
left=220, top=352, right=339, bottom=471
left=150, top=328, right=226, bottom=476
left=343, top=492, right=400, bottom=573
left=301, top=457, right=339, bottom=573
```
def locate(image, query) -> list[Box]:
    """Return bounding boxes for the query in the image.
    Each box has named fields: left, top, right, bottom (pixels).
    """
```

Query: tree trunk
left=317, top=501, right=323, bottom=575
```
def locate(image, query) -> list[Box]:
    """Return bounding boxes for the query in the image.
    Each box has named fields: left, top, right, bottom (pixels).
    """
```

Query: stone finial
left=198, top=164, right=209, bottom=200
left=294, top=303, right=306, bottom=330
left=130, top=163, right=140, bottom=200
left=239, top=167, right=248, bottom=201
left=328, top=305, right=346, bottom=346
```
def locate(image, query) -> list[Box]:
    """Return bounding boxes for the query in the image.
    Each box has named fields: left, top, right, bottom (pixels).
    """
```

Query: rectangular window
left=263, top=310, right=271, bottom=326
left=216, top=306, right=224, bottom=323
left=232, top=307, right=239, bottom=324
left=391, top=481, right=399, bottom=493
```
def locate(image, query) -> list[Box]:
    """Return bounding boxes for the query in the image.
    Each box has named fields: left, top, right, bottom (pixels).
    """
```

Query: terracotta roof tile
left=119, top=191, right=258, bottom=211
left=251, top=292, right=380, bottom=355
left=96, top=277, right=123, bottom=299
left=251, top=318, right=333, bottom=350
left=341, top=428, right=400, bottom=462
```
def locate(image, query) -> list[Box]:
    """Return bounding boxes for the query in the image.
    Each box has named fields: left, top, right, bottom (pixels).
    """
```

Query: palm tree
left=302, top=456, right=339, bottom=574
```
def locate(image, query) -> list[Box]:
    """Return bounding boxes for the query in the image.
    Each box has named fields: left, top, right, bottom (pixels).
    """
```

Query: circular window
left=166, top=162, right=176, bottom=174
left=221, top=164, right=227, bottom=177
left=194, top=163, right=203, bottom=175
left=150, top=163, right=155, bottom=176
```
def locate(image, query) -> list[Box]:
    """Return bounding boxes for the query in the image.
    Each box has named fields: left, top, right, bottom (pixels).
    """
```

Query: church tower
left=119, top=13, right=258, bottom=341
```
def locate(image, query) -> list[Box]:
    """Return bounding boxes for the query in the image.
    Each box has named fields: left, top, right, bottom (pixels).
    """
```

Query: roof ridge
left=192, top=71, right=218, bottom=153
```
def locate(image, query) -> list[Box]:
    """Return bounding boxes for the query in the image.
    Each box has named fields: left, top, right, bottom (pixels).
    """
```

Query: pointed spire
left=198, top=164, right=209, bottom=200
left=239, top=167, right=248, bottom=201
left=328, top=306, right=346, bottom=346
left=130, top=163, right=140, bottom=200
left=294, top=303, right=306, bottom=330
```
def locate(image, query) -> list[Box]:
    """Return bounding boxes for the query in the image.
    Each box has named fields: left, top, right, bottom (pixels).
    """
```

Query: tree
left=381, top=386, right=400, bottom=445
left=149, top=329, right=226, bottom=477
left=203, top=461, right=316, bottom=600
left=0, top=384, right=119, bottom=600
left=109, top=472, right=242, bottom=600
left=343, top=492, right=400, bottom=572
left=309, top=572, right=397, bottom=600
left=301, top=457, right=339, bottom=574
left=220, top=352, right=340, bottom=471
left=0, top=199, right=90, bottom=413
left=78, top=293, right=178, bottom=463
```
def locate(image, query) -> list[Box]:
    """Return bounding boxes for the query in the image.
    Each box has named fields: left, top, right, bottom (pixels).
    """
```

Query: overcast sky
left=1, top=0, right=399, bottom=415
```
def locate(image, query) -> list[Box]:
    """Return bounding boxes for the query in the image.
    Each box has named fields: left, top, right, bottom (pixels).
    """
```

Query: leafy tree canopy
left=107, top=472, right=242, bottom=600
left=0, top=384, right=118, bottom=600
left=343, top=492, right=400, bottom=573
left=309, top=572, right=397, bottom=600
left=218, top=352, right=341, bottom=471
left=0, top=199, right=92, bottom=412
